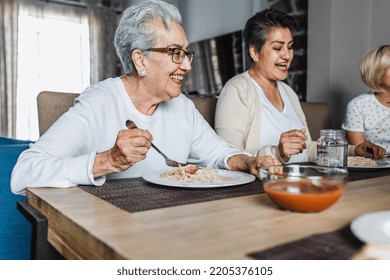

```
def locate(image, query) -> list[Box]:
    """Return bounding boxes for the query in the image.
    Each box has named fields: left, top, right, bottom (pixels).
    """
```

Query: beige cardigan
left=215, top=71, right=317, bottom=162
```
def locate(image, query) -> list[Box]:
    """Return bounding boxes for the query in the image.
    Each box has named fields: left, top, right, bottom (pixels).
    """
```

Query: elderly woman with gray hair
left=11, top=0, right=279, bottom=195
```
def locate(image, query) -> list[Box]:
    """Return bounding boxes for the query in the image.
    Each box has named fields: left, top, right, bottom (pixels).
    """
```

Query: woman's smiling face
left=251, top=27, right=294, bottom=82
left=145, top=21, right=192, bottom=101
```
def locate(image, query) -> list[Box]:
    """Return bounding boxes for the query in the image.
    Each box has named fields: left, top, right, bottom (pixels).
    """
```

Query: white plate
left=348, top=159, right=390, bottom=170
left=143, top=169, right=256, bottom=188
left=351, top=211, right=390, bottom=244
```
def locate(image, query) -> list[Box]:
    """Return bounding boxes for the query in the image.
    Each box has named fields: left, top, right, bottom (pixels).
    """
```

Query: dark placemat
left=289, top=162, right=390, bottom=182
left=248, top=226, right=363, bottom=260
left=79, top=177, right=262, bottom=212
left=79, top=167, right=389, bottom=213
left=348, top=168, right=390, bottom=182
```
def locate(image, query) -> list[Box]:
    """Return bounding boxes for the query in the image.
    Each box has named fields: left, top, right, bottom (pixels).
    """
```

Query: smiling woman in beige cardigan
left=215, top=9, right=386, bottom=163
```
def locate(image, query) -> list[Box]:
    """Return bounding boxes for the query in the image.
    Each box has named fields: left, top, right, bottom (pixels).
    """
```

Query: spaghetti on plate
left=348, top=156, right=377, bottom=167
left=161, top=164, right=225, bottom=182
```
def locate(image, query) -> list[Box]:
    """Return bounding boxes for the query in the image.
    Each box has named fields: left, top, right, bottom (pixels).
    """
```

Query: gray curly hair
left=114, top=0, right=183, bottom=75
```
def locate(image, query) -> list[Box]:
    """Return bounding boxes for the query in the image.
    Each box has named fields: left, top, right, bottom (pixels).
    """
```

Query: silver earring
left=138, top=68, right=147, bottom=77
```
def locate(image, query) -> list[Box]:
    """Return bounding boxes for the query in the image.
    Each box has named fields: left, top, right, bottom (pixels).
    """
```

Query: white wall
left=371, top=0, right=390, bottom=46
left=179, top=0, right=268, bottom=42
left=307, top=0, right=390, bottom=128
left=125, top=0, right=267, bottom=42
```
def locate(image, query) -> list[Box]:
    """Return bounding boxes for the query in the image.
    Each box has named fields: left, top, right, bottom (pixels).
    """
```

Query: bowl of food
left=260, top=165, right=348, bottom=213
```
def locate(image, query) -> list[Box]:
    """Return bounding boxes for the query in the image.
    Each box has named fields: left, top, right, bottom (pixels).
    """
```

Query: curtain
left=0, top=0, right=19, bottom=137
left=88, top=6, right=118, bottom=84
left=0, top=0, right=119, bottom=138
left=16, top=0, right=90, bottom=140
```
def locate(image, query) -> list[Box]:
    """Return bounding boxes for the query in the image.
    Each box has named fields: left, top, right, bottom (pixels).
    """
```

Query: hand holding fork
left=126, top=120, right=188, bottom=167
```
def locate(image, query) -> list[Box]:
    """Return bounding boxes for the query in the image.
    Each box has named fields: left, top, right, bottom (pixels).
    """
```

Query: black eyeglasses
left=146, top=46, right=194, bottom=64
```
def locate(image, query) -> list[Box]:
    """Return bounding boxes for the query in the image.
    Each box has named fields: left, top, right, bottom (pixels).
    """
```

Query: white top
left=252, top=80, right=308, bottom=162
left=11, top=77, right=242, bottom=195
left=342, top=93, right=390, bottom=151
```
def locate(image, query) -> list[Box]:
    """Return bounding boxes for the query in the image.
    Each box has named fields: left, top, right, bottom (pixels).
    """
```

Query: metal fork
left=125, top=120, right=188, bottom=167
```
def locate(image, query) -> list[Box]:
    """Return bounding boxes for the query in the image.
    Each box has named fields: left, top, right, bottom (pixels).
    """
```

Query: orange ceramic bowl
left=260, top=165, right=348, bottom=213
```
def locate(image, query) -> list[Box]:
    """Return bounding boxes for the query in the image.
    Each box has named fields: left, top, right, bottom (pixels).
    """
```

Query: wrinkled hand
left=93, top=128, right=152, bottom=178
left=246, top=155, right=280, bottom=178
left=354, top=141, right=386, bottom=159
left=226, top=154, right=280, bottom=178
left=278, top=128, right=308, bottom=162
left=108, top=128, right=153, bottom=171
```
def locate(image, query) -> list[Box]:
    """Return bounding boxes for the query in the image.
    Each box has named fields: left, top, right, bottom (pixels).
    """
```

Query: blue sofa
left=0, top=136, right=33, bottom=259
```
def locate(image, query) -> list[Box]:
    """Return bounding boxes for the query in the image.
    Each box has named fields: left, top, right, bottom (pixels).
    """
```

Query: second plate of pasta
left=348, top=156, right=390, bottom=170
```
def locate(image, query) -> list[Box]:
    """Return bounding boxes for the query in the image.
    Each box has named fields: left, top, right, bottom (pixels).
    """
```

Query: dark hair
left=243, top=9, right=297, bottom=55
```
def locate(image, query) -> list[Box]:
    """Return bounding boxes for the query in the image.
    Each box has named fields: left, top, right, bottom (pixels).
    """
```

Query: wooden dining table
left=24, top=168, right=390, bottom=260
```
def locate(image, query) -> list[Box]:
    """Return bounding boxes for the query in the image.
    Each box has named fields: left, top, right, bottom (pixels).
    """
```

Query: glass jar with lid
left=316, top=129, right=348, bottom=169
